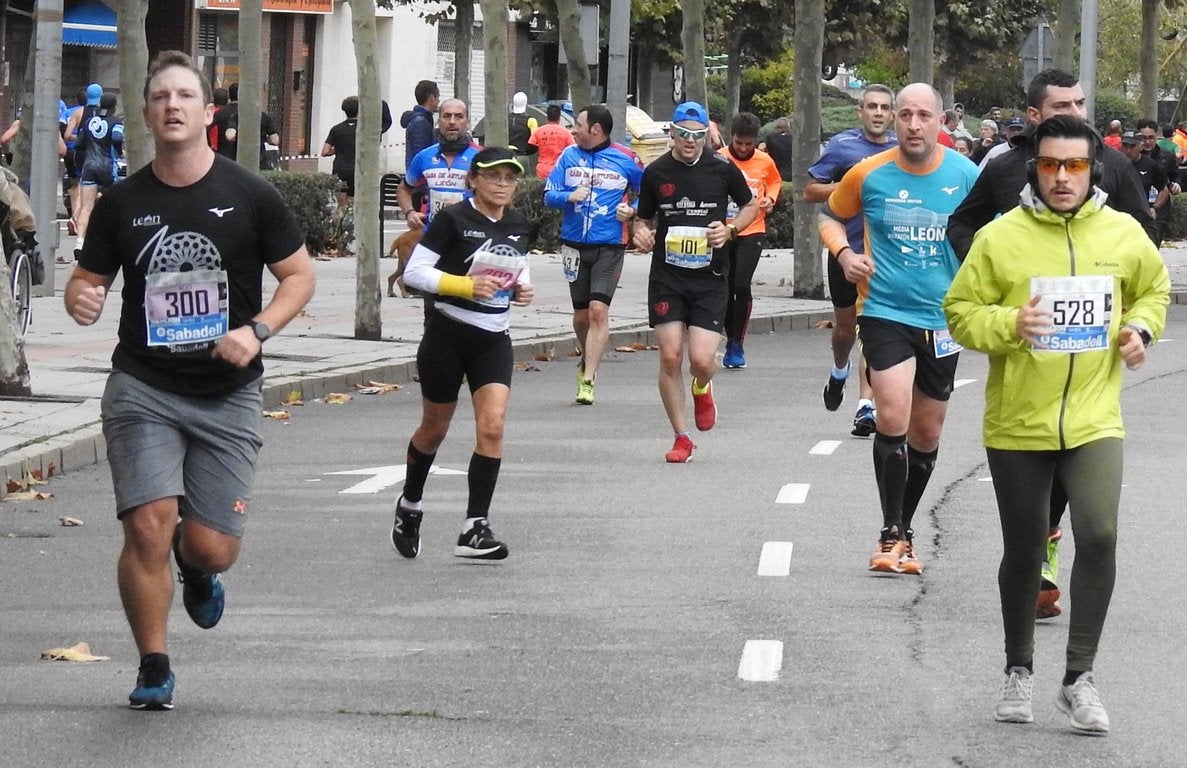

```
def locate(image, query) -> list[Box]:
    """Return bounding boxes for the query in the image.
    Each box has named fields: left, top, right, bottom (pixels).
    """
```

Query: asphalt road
left=3, top=309, right=1187, bottom=767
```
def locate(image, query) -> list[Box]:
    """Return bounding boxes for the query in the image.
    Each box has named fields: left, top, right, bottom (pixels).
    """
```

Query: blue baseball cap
left=671, top=101, right=709, bottom=128
left=85, top=83, right=102, bottom=106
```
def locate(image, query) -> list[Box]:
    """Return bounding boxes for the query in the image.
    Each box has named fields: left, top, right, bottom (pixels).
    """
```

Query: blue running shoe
left=129, top=669, right=175, bottom=710
left=174, top=529, right=225, bottom=629
left=723, top=340, right=746, bottom=369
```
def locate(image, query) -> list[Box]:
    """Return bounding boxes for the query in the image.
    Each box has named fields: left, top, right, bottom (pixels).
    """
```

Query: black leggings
left=986, top=438, right=1122, bottom=672
left=724, top=233, right=763, bottom=342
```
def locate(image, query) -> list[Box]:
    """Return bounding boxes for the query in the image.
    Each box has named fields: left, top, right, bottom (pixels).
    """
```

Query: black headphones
left=1026, top=123, right=1105, bottom=189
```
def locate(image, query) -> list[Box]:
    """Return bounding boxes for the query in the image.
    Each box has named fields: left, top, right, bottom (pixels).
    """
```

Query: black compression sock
left=902, top=444, right=939, bottom=532
left=404, top=441, right=436, bottom=503
left=139, top=652, right=170, bottom=677
left=872, top=432, right=908, bottom=530
left=1063, top=669, right=1086, bottom=687
left=465, top=453, right=502, bottom=519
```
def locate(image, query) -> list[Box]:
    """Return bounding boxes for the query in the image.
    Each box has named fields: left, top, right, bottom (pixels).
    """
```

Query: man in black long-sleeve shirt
left=948, top=69, right=1157, bottom=259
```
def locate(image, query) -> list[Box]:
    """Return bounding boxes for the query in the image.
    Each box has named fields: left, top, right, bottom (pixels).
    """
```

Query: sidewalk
left=1, top=226, right=836, bottom=492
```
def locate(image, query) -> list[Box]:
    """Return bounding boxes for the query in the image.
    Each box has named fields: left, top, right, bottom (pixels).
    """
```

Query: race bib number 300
left=664, top=226, right=711, bottom=269
left=144, top=270, right=229, bottom=347
left=1030, top=275, right=1115, bottom=353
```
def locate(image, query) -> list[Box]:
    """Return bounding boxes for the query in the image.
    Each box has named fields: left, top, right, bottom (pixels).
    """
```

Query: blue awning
left=63, top=1, right=117, bottom=48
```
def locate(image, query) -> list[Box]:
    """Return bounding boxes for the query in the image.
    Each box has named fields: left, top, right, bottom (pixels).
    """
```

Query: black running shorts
left=416, top=310, right=513, bottom=403
left=858, top=315, right=959, bottom=401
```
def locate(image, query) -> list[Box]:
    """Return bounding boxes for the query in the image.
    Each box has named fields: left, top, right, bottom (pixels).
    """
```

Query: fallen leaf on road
left=813, top=319, right=835, bottom=329
left=41, top=642, right=110, bottom=662
left=59, top=516, right=84, bottom=526
left=532, top=347, right=556, bottom=362
left=6, top=490, right=54, bottom=501
left=614, top=346, right=637, bottom=353
left=282, top=391, right=305, bottom=406
left=514, top=361, right=540, bottom=371
left=262, top=410, right=291, bottom=420
left=323, top=393, right=353, bottom=404
left=566, top=349, right=582, bottom=358
left=353, top=381, right=401, bottom=394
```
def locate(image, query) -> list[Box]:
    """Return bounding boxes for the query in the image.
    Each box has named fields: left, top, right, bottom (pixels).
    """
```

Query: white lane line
left=776, top=483, right=810, bottom=504
left=977, top=477, right=993, bottom=482
left=738, top=640, right=784, bottom=682
left=809, top=440, right=842, bottom=455
left=954, top=378, right=977, bottom=389
left=757, top=542, right=794, bottom=576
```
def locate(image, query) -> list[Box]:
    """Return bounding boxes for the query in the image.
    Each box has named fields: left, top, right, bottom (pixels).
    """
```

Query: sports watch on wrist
left=727, top=223, right=739, bottom=239
left=249, top=320, right=272, bottom=343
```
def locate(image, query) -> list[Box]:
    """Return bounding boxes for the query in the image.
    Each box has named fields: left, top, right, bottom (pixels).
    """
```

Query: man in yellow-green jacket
left=944, top=115, right=1169, bottom=736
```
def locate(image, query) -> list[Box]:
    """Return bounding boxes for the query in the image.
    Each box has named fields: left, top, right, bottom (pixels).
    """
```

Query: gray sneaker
left=1055, top=672, right=1110, bottom=735
left=994, top=666, right=1034, bottom=723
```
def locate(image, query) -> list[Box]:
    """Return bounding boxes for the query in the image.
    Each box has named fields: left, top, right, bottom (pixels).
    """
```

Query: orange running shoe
left=869, top=530, right=906, bottom=572
left=899, top=535, right=923, bottom=575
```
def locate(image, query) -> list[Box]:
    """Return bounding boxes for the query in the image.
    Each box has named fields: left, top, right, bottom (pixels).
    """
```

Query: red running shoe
left=692, top=380, right=717, bottom=431
left=665, top=434, right=695, bottom=463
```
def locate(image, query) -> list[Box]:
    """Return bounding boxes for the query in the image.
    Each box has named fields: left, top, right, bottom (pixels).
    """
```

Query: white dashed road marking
left=738, top=640, right=783, bottom=681
left=757, top=541, right=794, bottom=576
left=954, top=378, right=977, bottom=389
left=809, top=440, right=842, bottom=455
left=775, top=483, right=810, bottom=504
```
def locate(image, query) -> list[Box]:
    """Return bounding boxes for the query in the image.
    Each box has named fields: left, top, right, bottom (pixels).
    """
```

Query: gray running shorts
left=101, top=370, right=264, bottom=537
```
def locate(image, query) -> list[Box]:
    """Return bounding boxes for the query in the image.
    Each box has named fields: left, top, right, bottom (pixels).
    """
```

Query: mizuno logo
left=508, top=235, right=521, bottom=241
left=209, top=207, right=234, bottom=218
left=941, top=186, right=959, bottom=195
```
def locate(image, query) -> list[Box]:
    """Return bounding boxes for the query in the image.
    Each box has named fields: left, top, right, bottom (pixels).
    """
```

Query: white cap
left=511, top=92, right=528, bottom=114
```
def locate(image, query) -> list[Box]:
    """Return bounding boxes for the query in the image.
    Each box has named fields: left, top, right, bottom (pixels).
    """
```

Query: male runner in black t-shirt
left=64, top=51, right=315, bottom=712
left=630, top=101, right=758, bottom=463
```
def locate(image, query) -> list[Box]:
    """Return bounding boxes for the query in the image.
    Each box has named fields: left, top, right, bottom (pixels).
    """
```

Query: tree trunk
left=556, top=0, right=591, bottom=112
left=237, top=0, right=263, bottom=173
left=725, top=27, right=743, bottom=122
left=10, top=37, right=34, bottom=185
left=1053, top=0, right=1080, bottom=72
left=681, top=0, right=707, bottom=107
left=117, top=0, right=152, bottom=173
left=478, top=0, right=509, bottom=146
left=1141, top=0, right=1160, bottom=119
left=792, top=0, right=824, bottom=299
left=938, top=60, right=957, bottom=111
left=636, top=45, right=654, bottom=116
left=454, top=0, right=473, bottom=107
left=907, top=0, right=935, bottom=84
left=348, top=0, right=382, bottom=340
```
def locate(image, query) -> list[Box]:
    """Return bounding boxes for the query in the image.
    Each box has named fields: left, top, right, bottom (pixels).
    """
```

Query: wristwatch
left=249, top=320, right=272, bottom=343
left=727, top=223, right=739, bottom=239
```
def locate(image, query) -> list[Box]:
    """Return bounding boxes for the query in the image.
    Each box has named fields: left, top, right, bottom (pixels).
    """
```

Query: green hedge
left=275, top=171, right=1186, bottom=259
left=262, top=170, right=344, bottom=255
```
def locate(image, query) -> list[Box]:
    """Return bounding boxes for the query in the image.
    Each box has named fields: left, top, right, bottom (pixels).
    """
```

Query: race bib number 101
left=1030, top=275, right=1114, bottom=353
left=664, top=225, right=711, bottom=269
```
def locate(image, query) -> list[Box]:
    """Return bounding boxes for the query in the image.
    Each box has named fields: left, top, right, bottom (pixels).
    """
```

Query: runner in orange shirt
left=530, top=104, right=576, bottom=179
left=717, top=112, right=783, bottom=368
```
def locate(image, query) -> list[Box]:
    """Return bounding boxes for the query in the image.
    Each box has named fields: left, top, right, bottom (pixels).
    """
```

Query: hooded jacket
left=947, top=125, right=1158, bottom=258
left=401, top=104, right=435, bottom=167
left=943, top=186, right=1169, bottom=451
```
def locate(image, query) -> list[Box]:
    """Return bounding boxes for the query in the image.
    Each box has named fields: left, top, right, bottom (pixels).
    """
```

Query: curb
left=1, top=308, right=834, bottom=496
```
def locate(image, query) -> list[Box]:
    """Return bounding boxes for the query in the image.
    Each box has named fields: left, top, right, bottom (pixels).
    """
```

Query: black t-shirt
left=1132, top=153, right=1168, bottom=203
left=636, top=150, right=753, bottom=276
left=213, top=103, right=238, bottom=159
left=325, top=118, right=358, bottom=182
left=80, top=155, right=304, bottom=397
left=764, top=131, right=794, bottom=181
left=419, top=201, right=537, bottom=318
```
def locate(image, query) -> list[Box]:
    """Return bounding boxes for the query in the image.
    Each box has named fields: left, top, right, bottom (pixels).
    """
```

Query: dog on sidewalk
left=386, top=228, right=423, bottom=298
